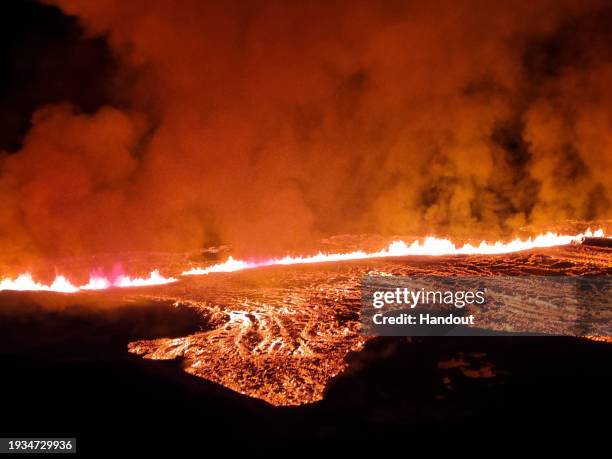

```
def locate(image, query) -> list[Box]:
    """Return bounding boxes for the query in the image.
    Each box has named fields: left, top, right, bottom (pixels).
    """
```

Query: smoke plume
left=2, top=0, right=612, bottom=265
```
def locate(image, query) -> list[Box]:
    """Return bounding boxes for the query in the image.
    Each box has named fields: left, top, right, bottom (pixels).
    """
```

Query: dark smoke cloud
left=2, top=0, right=611, bottom=265
left=0, top=0, right=116, bottom=152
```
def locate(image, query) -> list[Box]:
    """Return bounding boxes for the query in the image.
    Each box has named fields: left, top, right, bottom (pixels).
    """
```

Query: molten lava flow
left=114, top=270, right=177, bottom=288
left=81, top=270, right=177, bottom=290
left=0, top=273, right=79, bottom=293
left=130, top=238, right=612, bottom=406
left=0, top=229, right=606, bottom=293
left=182, top=229, right=606, bottom=276
left=0, top=270, right=176, bottom=293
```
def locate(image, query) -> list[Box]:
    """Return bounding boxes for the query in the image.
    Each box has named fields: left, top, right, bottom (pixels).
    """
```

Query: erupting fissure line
left=0, top=270, right=176, bottom=294
left=0, top=229, right=606, bottom=293
left=182, top=229, right=606, bottom=275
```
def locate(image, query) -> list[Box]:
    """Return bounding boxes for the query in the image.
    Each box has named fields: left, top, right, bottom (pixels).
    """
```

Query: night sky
left=0, top=0, right=115, bottom=152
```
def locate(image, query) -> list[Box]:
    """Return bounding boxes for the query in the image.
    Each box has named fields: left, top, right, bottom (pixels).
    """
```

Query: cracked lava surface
left=127, top=241, right=612, bottom=406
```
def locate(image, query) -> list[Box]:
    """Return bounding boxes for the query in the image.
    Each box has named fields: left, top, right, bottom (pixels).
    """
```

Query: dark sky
left=0, top=0, right=114, bottom=151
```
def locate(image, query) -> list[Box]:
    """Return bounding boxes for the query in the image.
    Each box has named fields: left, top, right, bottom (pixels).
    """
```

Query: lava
left=182, top=229, right=606, bottom=276
left=0, top=229, right=606, bottom=293
left=0, top=270, right=176, bottom=293
left=0, top=273, right=79, bottom=293
left=81, top=270, right=177, bottom=290
left=129, top=238, right=612, bottom=406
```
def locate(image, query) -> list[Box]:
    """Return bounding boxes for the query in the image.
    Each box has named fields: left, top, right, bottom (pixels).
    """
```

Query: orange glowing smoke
left=1, top=1, right=611, bottom=265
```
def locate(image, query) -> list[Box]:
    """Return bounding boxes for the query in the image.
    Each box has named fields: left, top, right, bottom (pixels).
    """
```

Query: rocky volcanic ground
left=0, top=238, right=610, bottom=451
left=123, top=240, right=612, bottom=405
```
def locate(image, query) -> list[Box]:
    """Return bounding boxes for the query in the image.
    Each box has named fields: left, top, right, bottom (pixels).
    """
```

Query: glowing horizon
left=182, top=228, right=605, bottom=275
left=0, top=269, right=177, bottom=294
left=0, top=228, right=606, bottom=293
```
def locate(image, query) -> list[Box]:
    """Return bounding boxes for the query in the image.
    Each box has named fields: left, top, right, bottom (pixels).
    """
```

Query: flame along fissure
left=0, top=229, right=606, bottom=293
left=182, top=229, right=605, bottom=275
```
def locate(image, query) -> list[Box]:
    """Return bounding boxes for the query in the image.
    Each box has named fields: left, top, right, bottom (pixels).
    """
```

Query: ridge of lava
left=0, top=228, right=607, bottom=294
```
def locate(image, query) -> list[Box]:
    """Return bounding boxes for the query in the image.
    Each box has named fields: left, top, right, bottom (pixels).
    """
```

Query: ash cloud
left=2, top=0, right=612, bottom=265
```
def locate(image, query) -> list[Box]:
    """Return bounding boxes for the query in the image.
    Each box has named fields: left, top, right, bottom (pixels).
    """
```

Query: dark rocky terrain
left=0, top=240, right=610, bottom=452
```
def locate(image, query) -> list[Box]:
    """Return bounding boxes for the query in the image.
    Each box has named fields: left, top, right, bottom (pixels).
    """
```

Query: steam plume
left=2, top=0, right=611, bottom=265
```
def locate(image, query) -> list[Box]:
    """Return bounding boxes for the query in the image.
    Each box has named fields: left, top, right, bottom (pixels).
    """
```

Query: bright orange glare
left=0, top=270, right=176, bottom=293
left=182, top=229, right=606, bottom=276
left=0, top=228, right=606, bottom=293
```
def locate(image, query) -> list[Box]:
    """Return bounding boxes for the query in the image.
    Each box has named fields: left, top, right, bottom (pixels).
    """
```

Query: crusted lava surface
left=126, top=241, right=612, bottom=406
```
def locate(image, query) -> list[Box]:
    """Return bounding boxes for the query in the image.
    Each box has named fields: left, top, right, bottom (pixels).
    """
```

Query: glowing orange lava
left=182, top=229, right=606, bottom=276
left=0, top=229, right=606, bottom=293
left=0, top=270, right=176, bottom=293
left=0, top=273, right=80, bottom=293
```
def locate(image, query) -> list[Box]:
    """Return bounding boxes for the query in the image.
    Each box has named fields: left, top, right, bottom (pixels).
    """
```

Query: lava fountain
left=0, top=270, right=177, bottom=293
left=0, top=228, right=606, bottom=293
left=182, top=229, right=606, bottom=276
